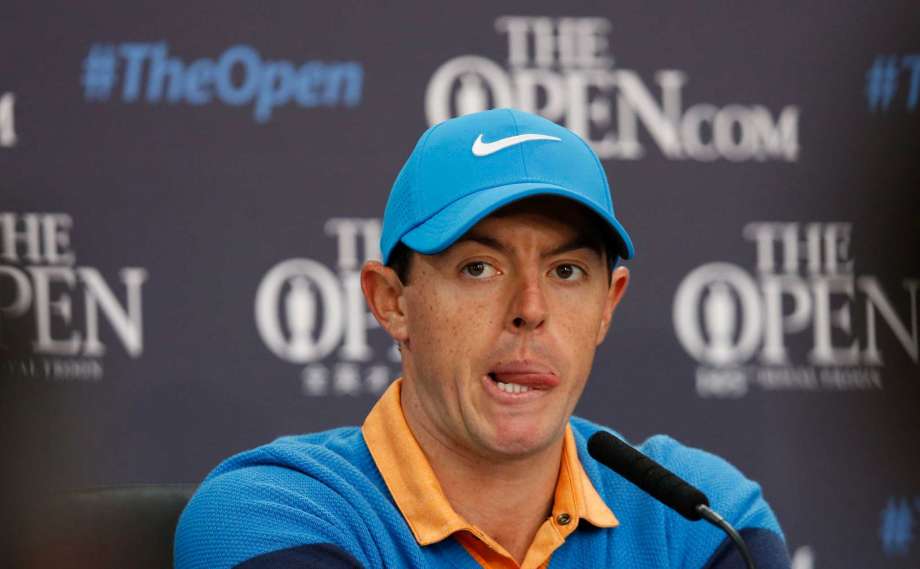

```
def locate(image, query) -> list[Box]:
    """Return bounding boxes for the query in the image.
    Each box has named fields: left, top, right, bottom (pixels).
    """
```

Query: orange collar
left=362, top=379, right=618, bottom=569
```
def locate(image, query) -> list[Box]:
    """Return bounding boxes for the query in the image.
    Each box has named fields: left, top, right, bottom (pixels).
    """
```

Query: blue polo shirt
left=175, top=380, right=789, bottom=568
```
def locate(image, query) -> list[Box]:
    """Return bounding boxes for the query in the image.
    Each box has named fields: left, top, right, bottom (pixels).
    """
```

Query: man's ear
left=361, top=261, right=410, bottom=343
left=596, top=266, right=629, bottom=345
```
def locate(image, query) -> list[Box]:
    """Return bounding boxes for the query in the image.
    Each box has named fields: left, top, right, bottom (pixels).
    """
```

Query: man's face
left=396, top=197, right=629, bottom=460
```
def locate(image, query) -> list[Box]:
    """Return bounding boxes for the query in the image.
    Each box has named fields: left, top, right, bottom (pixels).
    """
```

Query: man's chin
left=476, top=420, right=564, bottom=459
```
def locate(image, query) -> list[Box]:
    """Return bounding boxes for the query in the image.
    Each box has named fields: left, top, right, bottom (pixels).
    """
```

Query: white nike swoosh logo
left=471, top=133, right=562, bottom=157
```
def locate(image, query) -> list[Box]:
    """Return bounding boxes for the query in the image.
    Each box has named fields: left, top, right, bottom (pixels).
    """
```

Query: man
left=175, top=109, right=789, bottom=568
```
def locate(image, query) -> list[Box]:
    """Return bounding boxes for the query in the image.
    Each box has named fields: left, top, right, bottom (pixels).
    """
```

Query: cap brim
left=401, top=182, right=634, bottom=260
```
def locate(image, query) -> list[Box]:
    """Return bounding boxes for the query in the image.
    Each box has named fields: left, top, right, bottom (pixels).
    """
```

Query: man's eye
left=554, top=264, right=585, bottom=280
left=462, top=261, right=497, bottom=278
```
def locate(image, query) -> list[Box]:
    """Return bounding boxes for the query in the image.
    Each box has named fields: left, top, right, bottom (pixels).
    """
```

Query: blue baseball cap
left=380, top=108, right=634, bottom=264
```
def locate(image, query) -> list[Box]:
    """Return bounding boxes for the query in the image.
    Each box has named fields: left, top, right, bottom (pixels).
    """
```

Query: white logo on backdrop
left=0, top=213, right=148, bottom=382
left=673, top=222, right=918, bottom=397
left=426, top=16, right=800, bottom=162
left=0, top=92, right=17, bottom=148
left=791, top=546, right=815, bottom=569
left=254, top=218, right=398, bottom=397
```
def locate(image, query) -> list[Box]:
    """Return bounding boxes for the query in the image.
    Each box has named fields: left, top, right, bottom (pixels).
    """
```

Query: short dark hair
left=386, top=198, right=624, bottom=284
left=387, top=242, right=415, bottom=284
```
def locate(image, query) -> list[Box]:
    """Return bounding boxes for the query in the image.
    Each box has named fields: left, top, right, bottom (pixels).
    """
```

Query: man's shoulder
left=204, top=425, right=367, bottom=481
left=569, top=416, right=758, bottom=493
left=186, top=424, right=381, bottom=516
left=568, top=416, right=788, bottom=567
left=174, top=425, right=391, bottom=569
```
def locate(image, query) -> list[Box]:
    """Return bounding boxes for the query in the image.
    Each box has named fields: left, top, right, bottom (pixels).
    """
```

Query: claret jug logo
left=426, top=16, right=799, bottom=162
left=254, top=218, right=398, bottom=397
left=673, top=223, right=918, bottom=397
left=0, top=213, right=148, bottom=382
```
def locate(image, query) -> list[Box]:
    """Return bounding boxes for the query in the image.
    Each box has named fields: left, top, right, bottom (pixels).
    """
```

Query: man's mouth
left=486, top=372, right=533, bottom=394
left=484, top=361, right=560, bottom=396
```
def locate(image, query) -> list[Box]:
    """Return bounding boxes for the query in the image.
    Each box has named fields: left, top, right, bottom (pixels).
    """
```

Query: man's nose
left=508, top=273, right=548, bottom=332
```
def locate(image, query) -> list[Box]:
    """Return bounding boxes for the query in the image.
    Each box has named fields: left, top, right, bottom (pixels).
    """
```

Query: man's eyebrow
left=454, top=234, right=601, bottom=258
left=544, top=236, right=603, bottom=259
left=454, top=234, right=508, bottom=253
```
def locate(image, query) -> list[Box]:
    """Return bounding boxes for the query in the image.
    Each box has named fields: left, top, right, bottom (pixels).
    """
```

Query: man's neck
left=402, top=394, right=564, bottom=564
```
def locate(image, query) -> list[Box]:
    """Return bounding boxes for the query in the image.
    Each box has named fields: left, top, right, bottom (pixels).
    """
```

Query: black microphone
left=587, top=431, right=757, bottom=569
left=587, top=430, right=708, bottom=520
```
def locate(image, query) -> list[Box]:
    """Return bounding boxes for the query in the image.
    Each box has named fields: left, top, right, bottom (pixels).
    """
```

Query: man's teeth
left=495, top=381, right=531, bottom=394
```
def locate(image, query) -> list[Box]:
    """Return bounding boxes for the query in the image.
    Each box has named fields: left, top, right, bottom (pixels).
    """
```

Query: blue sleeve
left=703, top=528, right=790, bottom=569
left=641, top=435, right=790, bottom=569
left=234, top=543, right=363, bottom=568
left=173, top=464, right=371, bottom=569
